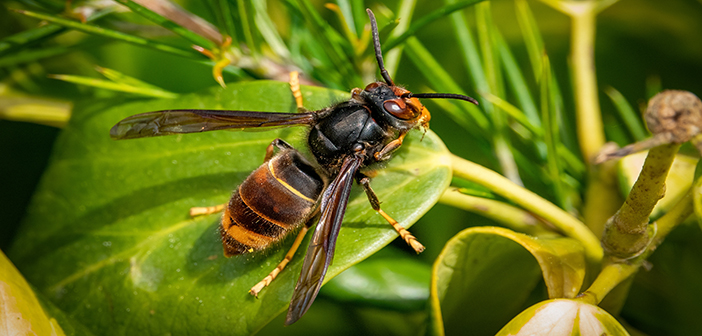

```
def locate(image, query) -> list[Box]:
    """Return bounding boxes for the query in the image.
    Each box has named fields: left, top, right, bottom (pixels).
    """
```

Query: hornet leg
left=374, top=132, right=407, bottom=161
left=249, top=219, right=314, bottom=297
left=264, top=138, right=294, bottom=161
left=357, top=175, right=425, bottom=253
left=289, top=71, right=306, bottom=112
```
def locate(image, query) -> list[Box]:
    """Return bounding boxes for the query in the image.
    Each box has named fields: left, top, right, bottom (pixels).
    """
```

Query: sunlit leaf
left=9, top=81, right=451, bottom=335
left=0, top=250, right=66, bottom=336
left=496, top=299, right=629, bottom=336
left=696, top=168, right=702, bottom=231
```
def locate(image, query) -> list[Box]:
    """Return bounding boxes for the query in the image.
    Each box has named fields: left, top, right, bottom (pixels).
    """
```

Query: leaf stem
left=450, top=154, right=603, bottom=264
left=576, top=261, right=637, bottom=305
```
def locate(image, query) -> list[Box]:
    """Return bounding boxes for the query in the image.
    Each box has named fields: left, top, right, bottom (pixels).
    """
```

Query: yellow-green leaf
left=496, top=299, right=630, bottom=336
left=0, top=250, right=65, bottom=336
left=429, top=226, right=586, bottom=336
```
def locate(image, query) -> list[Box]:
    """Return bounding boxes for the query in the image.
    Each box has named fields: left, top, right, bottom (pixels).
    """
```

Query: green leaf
left=495, top=299, right=630, bottom=336
left=429, top=226, right=586, bottom=336
left=9, top=81, right=451, bottom=335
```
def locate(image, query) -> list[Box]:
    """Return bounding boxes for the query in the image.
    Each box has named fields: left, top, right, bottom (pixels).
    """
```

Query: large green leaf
left=8, top=81, right=452, bottom=335
left=428, top=226, right=586, bottom=336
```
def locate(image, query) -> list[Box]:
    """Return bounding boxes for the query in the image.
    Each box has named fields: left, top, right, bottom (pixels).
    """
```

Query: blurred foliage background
left=1, top=0, right=701, bottom=335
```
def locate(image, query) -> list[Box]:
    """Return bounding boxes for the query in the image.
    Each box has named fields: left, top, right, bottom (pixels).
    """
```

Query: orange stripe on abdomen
left=240, top=164, right=315, bottom=229
left=224, top=223, right=275, bottom=250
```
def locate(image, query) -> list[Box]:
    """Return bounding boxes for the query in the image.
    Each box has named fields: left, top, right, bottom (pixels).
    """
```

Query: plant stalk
left=439, top=189, right=554, bottom=236
left=570, top=5, right=604, bottom=161
left=450, top=154, right=603, bottom=264
left=579, top=186, right=694, bottom=305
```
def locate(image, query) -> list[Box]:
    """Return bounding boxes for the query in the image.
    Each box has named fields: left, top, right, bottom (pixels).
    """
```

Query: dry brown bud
left=645, top=90, right=702, bottom=143
left=595, top=90, right=702, bottom=164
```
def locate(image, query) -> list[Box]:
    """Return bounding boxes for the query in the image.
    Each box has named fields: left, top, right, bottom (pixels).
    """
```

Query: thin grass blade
left=13, top=9, right=198, bottom=58
left=383, top=0, right=416, bottom=77
left=540, top=55, right=566, bottom=208
left=515, top=0, right=544, bottom=82
left=210, top=0, right=238, bottom=43
left=444, top=0, right=489, bottom=108
left=333, top=0, right=358, bottom=37
left=49, top=74, right=179, bottom=98
left=115, top=0, right=218, bottom=49
left=252, top=0, right=291, bottom=59
left=403, top=37, right=489, bottom=133
left=0, top=46, right=70, bottom=68
left=235, top=0, right=259, bottom=57
left=383, top=0, right=486, bottom=51
left=95, top=66, right=179, bottom=96
left=292, top=0, right=359, bottom=87
left=0, top=7, right=115, bottom=56
left=604, top=86, right=647, bottom=141
left=477, top=3, right=522, bottom=185
left=495, top=28, right=540, bottom=126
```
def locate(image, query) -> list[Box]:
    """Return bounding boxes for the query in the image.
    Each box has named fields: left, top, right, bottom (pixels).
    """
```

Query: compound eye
left=383, top=99, right=413, bottom=119
left=364, top=82, right=383, bottom=91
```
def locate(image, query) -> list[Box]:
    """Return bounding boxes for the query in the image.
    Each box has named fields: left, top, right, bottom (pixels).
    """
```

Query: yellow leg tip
left=189, top=204, right=225, bottom=217
left=410, top=239, right=425, bottom=254
left=249, top=283, right=265, bottom=298
left=189, top=207, right=207, bottom=217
